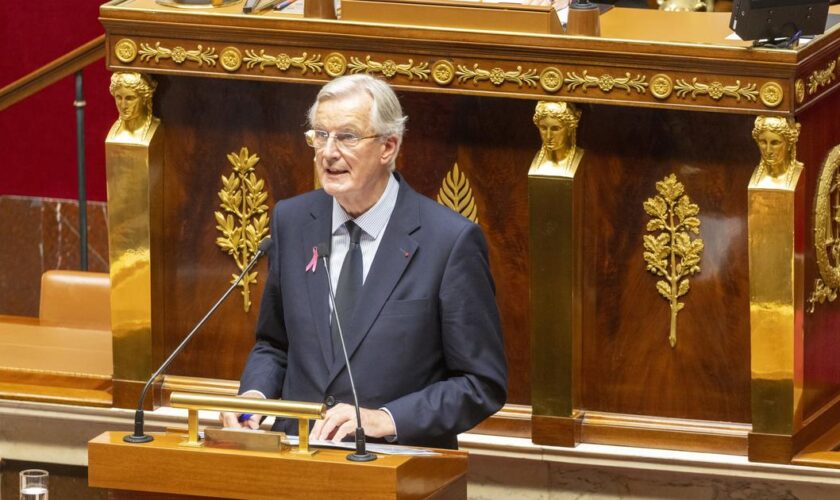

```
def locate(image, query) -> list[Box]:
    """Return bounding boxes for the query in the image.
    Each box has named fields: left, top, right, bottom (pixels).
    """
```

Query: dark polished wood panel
left=154, top=79, right=534, bottom=404
left=579, top=106, right=755, bottom=423
left=799, top=88, right=840, bottom=421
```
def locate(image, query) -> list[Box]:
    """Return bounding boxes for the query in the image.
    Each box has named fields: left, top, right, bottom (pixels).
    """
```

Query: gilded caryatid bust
left=749, top=116, right=803, bottom=190
left=529, top=101, right=584, bottom=177
left=107, top=71, right=159, bottom=144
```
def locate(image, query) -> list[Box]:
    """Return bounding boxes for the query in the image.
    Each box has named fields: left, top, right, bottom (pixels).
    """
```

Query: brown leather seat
left=39, top=270, right=111, bottom=331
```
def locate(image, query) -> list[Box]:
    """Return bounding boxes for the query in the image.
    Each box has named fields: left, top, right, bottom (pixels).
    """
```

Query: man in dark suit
left=221, top=74, right=507, bottom=449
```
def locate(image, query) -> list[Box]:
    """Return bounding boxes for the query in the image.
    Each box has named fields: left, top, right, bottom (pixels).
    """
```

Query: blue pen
left=238, top=413, right=254, bottom=423
left=274, top=0, right=296, bottom=11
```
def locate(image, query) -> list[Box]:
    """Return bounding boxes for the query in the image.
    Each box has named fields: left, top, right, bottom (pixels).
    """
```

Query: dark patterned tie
left=331, top=221, right=363, bottom=362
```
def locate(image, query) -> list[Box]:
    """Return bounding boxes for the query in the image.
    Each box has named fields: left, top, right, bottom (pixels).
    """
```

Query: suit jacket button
left=325, top=395, right=336, bottom=407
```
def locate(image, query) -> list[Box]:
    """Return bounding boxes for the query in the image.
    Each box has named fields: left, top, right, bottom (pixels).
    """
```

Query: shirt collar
left=331, top=173, right=399, bottom=239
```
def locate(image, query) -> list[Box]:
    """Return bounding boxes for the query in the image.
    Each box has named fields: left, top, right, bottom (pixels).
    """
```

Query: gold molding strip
left=138, top=42, right=218, bottom=67
left=674, top=78, right=758, bottom=102
left=436, top=163, right=478, bottom=223
left=643, top=174, right=704, bottom=348
left=214, top=147, right=271, bottom=312
left=808, top=145, right=840, bottom=312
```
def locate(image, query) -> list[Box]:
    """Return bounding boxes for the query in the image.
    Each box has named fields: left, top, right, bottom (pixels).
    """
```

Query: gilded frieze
left=808, top=145, right=840, bottom=312
left=808, top=60, right=836, bottom=95
left=643, top=174, right=704, bottom=348
left=674, top=78, right=758, bottom=102
left=215, top=147, right=270, bottom=313
left=437, top=163, right=478, bottom=223
left=244, top=50, right=323, bottom=74
left=564, top=71, right=648, bottom=94
left=456, top=64, right=539, bottom=88
left=139, top=42, right=218, bottom=67
left=348, top=56, right=430, bottom=80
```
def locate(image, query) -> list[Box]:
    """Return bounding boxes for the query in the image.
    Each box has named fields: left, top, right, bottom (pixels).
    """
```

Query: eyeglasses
left=305, top=129, right=381, bottom=150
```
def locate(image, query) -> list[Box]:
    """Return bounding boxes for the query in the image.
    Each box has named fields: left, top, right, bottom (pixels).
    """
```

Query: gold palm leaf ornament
left=643, top=174, right=704, bottom=348
left=214, top=147, right=270, bottom=312
left=437, top=163, right=478, bottom=223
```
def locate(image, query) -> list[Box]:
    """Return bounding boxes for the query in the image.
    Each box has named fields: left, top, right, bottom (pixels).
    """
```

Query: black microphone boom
left=124, top=237, right=273, bottom=444
left=316, top=242, right=376, bottom=462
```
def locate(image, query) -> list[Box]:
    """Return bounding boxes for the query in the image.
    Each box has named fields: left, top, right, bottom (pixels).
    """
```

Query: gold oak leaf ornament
left=643, top=174, right=704, bottom=348
left=215, top=147, right=270, bottom=312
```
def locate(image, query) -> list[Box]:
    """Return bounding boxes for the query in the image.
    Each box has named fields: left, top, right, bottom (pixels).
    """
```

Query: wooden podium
left=88, top=431, right=467, bottom=499
left=97, top=0, right=840, bottom=469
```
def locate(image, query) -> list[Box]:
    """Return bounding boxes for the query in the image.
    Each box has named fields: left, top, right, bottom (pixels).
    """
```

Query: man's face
left=313, top=93, right=397, bottom=216
left=538, top=116, right=568, bottom=153
left=114, top=87, right=141, bottom=122
left=757, top=130, right=787, bottom=172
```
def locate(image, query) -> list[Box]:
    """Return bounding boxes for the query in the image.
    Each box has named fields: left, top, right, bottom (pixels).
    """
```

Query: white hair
left=307, top=74, right=407, bottom=171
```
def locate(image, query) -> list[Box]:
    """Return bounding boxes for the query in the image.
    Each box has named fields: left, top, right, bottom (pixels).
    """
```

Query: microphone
left=316, top=242, right=376, bottom=462
left=124, top=237, right=273, bottom=443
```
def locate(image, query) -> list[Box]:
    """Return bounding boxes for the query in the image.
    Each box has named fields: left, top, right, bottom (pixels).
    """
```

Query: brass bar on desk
left=169, top=392, right=326, bottom=420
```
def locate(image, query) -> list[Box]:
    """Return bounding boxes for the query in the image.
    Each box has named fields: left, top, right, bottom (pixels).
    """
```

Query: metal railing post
left=74, top=70, right=88, bottom=271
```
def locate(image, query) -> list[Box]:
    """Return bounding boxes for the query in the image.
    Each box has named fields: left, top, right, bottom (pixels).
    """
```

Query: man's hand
left=218, top=390, right=265, bottom=430
left=311, top=403, right=395, bottom=442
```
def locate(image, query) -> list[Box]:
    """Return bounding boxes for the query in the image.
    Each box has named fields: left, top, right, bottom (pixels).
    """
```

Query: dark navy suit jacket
left=239, top=175, right=508, bottom=449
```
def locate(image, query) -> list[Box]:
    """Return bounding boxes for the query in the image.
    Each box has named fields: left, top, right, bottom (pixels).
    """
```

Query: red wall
left=1, top=1, right=112, bottom=202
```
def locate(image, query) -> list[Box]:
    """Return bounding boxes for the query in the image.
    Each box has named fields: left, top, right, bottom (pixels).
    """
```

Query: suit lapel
left=302, top=194, right=334, bottom=371
left=328, top=181, right=420, bottom=382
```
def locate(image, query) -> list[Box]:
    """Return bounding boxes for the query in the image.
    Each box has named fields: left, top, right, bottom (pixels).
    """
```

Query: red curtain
left=1, top=1, right=113, bottom=201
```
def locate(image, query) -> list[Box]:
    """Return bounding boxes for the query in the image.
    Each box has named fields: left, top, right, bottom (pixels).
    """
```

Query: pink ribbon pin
left=305, top=246, right=318, bottom=273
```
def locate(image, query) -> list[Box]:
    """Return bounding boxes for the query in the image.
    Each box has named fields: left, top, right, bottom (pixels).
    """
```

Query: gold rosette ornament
left=215, top=147, right=270, bottom=312
left=643, top=174, right=704, bottom=348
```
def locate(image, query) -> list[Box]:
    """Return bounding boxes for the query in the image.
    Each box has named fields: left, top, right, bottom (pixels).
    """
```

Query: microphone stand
left=124, top=238, right=272, bottom=443
left=319, top=247, right=377, bottom=462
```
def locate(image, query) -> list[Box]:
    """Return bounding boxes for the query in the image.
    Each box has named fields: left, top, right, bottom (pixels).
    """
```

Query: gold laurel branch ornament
left=643, top=174, right=704, bottom=348
left=215, top=147, right=271, bottom=312
left=138, top=42, right=218, bottom=67
left=808, top=60, right=837, bottom=95
left=455, top=64, right=538, bottom=88
left=564, top=71, right=648, bottom=94
left=808, top=145, right=840, bottom=312
left=243, top=50, right=323, bottom=74
left=674, top=78, right=758, bottom=102
left=347, top=56, right=430, bottom=80
left=436, top=163, right=478, bottom=223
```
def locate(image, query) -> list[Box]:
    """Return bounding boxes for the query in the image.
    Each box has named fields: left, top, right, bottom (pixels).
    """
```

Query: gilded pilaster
left=748, top=116, right=804, bottom=435
left=529, top=101, right=583, bottom=418
left=105, top=71, right=163, bottom=386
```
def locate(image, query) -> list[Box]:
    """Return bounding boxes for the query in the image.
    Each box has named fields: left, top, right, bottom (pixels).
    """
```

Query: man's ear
left=379, top=134, right=399, bottom=166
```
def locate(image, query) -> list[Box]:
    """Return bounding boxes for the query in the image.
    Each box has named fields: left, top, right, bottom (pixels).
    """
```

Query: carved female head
left=109, top=72, right=157, bottom=126
left=533, top=101, right=581, bottom=156
left=752, top=116, right=800, bottom=177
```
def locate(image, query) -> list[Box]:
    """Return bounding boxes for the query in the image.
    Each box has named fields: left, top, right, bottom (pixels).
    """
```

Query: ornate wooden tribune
left=98, top=0, right=840, bottom=466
